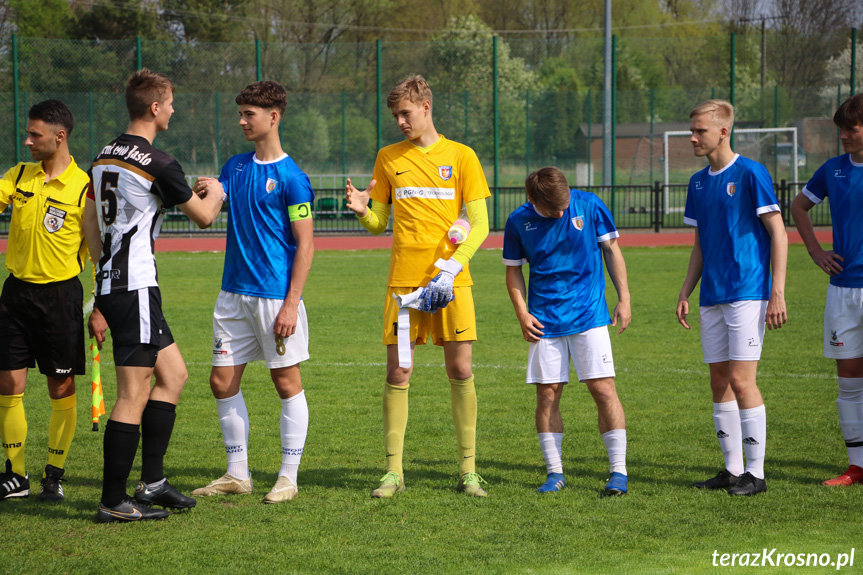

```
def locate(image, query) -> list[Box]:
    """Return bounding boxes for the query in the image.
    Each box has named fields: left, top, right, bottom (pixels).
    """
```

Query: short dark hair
left=834, top=94, right=863, bottom=130
left=126, top=68, right=175, bottom=120
left=525, top=167, right=571, bottom=214
left=235, top=81, right=287, bottom=117
left=28, top=99, right=74, bottom=136
left=387, top=75, right=433, bottom=110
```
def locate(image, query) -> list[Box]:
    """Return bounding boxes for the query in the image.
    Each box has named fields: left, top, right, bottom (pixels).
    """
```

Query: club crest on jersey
left=43, top=206, right=67, bottom=233
left=438, top=165, right=453, bottom=181
left=265, top=178, right=278, bottom=193
left=571, top=215, right=585, bottom=230
left=726, top=183, right=737, bottom=197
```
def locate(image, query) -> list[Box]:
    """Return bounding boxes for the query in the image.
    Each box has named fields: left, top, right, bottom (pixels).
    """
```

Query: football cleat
left=263, top=476, right=298, bottom=504
left=191, top=473, right=253, bottom=496
left=604, top=472, right=628, bottom=496
left=727, top=472, right=766, bottom=496
left=0, top=459, right=29, bottom=500
left=693, top=469, right=740, bottom=490
left=134, top=480, right=197, bottom=510
left=457, top=472, right=488, bottom=497
left=97, top=496, right=170, bottom=523
left=822, top=465, right=863, bottom=487
left=38, top=464, right=65, bottom=502
left=371, top=472, right=404, bottom=498
left=537, top=472, right=566, bottom=493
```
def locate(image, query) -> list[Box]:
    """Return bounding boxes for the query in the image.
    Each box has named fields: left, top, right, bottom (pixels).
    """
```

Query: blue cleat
left=537, top=472, right=566, bottom=493
left=604, top=472, right=628, bottom=495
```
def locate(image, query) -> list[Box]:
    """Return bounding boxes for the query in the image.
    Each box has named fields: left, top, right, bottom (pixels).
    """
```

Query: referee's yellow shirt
left=0, top=159, right=90, bottom=284
left=371, top=135, right=491, bottom=288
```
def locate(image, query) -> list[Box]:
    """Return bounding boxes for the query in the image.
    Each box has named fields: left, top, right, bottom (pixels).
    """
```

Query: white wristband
left=434, top=257, right=463, bottom=276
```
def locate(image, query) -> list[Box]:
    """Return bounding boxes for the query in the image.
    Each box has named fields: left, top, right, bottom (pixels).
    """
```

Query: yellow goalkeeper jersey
left=0, top=159, right=90, bottom=284
left=370, top=135, right=491, bottom=288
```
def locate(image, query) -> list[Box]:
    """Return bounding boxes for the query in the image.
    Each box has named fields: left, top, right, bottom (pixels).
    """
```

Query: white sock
left=216, top=390, right=250, bottom=481
left=538, top=432, right=563, bottom=474
left=713, top=401, right=744, bottom=477
left=601, top=429, right=627, bottom=475
left=739, top=404, right=766, bottom=480
left=279, top=390, right=309, bottom=485
left=837, top=377, right=863, bottom=468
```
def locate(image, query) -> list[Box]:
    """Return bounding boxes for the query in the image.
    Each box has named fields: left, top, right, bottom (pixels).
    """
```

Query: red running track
left=0, top=230, right=834, bottom=253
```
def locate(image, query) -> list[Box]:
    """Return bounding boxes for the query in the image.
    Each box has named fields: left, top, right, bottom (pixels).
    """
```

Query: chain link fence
left=1, top=30, right=860, bottom=234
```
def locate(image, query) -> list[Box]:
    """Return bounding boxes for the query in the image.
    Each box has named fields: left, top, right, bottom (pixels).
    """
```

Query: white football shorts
left=212, top=290, right=309, bottom=369
left=824, top=284, right=863, bottom=359
left=526, top=326, right=615, bottom=384
left=700, top=300, right=767, bottom=363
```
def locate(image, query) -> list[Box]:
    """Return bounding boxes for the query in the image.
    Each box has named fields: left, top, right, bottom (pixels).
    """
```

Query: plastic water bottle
left=447, top=207, right=471, bottom=244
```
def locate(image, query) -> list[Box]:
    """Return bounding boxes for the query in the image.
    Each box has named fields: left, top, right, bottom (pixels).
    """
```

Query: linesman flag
left=90, top=340, right=106, bottom=431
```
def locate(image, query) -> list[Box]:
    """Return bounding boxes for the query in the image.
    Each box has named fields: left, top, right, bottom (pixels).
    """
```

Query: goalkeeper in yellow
left=345, top=75, right=491, bottom=497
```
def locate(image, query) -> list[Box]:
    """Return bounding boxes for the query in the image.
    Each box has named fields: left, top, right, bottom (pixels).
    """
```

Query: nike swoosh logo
left=102, top=506, right=143, bottom=520
left=455, top=328, right=469, bottom=334
left=396, top=170, right=411, bottom=175
left=463, top=455, right=474, bottom=459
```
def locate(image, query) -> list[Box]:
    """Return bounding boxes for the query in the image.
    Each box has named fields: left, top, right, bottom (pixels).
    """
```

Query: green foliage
left=11, top=0, right=74, bottom=38
left=284, top=107, right=330, bottom=163
left=0, top=245, right=860, bottom=573
left=161, top=0, right=250, bottom=42
left=74, top=0, right=164, bottom=41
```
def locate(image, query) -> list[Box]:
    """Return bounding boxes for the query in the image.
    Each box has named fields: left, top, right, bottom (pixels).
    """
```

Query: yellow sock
left=0, top=394, right=27, bottom=475
left=450, top=376, right=477, bottom=476
left=382, top=383, right=409, bottom=477
left=48, top=394, right=77, bottom=470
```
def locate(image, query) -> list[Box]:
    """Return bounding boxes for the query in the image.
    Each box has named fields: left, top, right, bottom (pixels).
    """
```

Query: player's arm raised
left=178, top=177, right=224, bottom=229
left=274, top=203, right=314, bottom=338
left=677, top=233, right=704, bottom=330
left=600, top=238, right=631, bottom=334
left=506, top=265, right=545, bottom=342
left=761, top=210, right=788, bottom=330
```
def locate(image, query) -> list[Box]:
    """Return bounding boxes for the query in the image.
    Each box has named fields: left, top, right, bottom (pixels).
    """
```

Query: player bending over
left=503, top=167, right=631, bottom=495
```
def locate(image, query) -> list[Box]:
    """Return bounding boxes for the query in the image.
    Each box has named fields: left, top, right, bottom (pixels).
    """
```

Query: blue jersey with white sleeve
left=502, top=189, right=619, bottom=337
left=802, top=154, right=863, bottom=288
left=219, top=152, right=315, bottom=299
left=684, top=154, right=778, bottom=306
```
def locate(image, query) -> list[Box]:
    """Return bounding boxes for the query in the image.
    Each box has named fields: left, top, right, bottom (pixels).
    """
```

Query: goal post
left=662, top=127, right=799, bottom=214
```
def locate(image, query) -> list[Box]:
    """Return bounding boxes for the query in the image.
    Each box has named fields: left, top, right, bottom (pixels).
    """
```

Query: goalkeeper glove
left=421, top=258, right=462, bottom=313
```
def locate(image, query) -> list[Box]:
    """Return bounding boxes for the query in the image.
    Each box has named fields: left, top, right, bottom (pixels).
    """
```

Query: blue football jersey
left=802, top=154, right=863, bottom=288
left=219, top=152, right=315, bottom=299
left=684, top=154, right=779, bottom=306
left=502, top=190, right=619, bottom=337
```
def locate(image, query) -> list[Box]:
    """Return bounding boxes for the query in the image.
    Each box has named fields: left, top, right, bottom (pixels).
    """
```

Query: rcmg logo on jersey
left=438, top=166, right=453, bottom=181
left=213, top=337, right=228, bottom=355
left=726, top=183, right=737, bottom=197
left=571, top=215, right=585, bottom=231
left=43, top=206, right=67, bottom=233
left=265, top=178, right=278, bottom=193
left=830, top=330, right=845, bottom=347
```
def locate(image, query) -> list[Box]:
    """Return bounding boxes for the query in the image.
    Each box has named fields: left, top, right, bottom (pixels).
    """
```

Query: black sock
left=101, top=419, right=140, bottom=507
left=140, top=400, right=177, bottom=484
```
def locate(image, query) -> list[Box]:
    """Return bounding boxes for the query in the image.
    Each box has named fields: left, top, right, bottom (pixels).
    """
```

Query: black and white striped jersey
left=89, top=134, right=193, bottom=295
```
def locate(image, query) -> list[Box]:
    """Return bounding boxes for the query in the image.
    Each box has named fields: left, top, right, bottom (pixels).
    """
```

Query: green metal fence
left=0, top=30, right=858, bottom=234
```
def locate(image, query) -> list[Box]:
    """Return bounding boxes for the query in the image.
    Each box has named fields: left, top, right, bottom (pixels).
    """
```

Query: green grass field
left=1, top=244, right=860, bottom=574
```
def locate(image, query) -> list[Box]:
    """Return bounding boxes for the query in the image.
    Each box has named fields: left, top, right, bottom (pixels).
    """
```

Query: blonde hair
left=690, top=99, right=734, bottom=130
left=387, top=75, right=433, bottom=109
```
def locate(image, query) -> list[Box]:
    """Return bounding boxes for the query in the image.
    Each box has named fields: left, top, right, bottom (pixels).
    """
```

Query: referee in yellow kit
left=0, top=100, right=90, bottom=502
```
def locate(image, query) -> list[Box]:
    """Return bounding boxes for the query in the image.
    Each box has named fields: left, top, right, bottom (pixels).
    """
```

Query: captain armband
left=288, top=202, right=313, bottom=221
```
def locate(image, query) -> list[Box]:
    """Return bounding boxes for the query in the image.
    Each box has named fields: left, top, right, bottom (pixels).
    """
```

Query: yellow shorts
left=383, top=286, right=476, bottom=347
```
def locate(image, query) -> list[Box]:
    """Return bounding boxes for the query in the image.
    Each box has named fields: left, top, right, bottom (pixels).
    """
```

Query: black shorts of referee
left=0, top=275, right=85, bottom=377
